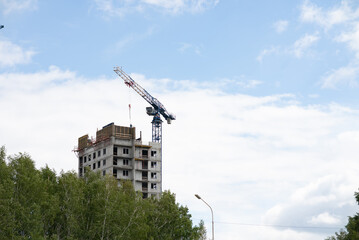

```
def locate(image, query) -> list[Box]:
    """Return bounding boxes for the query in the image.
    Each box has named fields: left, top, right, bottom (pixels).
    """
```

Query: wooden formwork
left=96, top=124, right=115, bottom=142
left=96, top=124, right=136, bottom=141
left=78, top=134, right=89, bottom=150
left=114, top=125, right=136, bottom=139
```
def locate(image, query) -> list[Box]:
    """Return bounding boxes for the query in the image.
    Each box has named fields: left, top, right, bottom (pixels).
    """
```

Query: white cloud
left=257, top=34, right=319, bottom=61
left=1, top=68, right=359, bottom=239
left=300, top=0, right=358, bottom=29
left=219, top=226, right=328, bottom=240
left=308, top=94, right=319, bottom=98
left=0, top=65, right=76, bottom=92
left=92, top=0, right=134, bottom=18
left=237, top=79, right=262, bottom=88
left=309, top=212, right=341, bottom=225
left=104, top=26, right=156, bottom=55
left=217, top=77, right=262, bottom=89
left=321, top=64, right=359, bottom=88
left=93, top=0, right=219, bottom=16
left=0, top=0, right=38, bottom=15
left=130, top=72, right=262, bottom=91
left=256, top=46, right=279, bottom=62
left=114, top=36, right=135, bottom=52
left=142, top=0, right=186, bottom=12
left=142, top=0, right=219, bottom=13
left=0, top=40, right=36, bottom=67
left=273, top=20, right=289, bottom=33
left=263, top=175, right=357, bottom=229
left=178, top=42, right=191, bottom=52
left=178, top=42, right=202, bottom=55
left=336, top=22, right=359, bottom=58
left=299, top=2, right=359, bottom=89
left=291, top=33, right=319, bottom=58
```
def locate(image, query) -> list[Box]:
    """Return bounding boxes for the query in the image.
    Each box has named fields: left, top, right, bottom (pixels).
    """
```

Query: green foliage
left=0, top=146, right=205, bottom=240
left=146, top=191, right=203, bottom=240
left=325, top=229, right=349, bottom=240
left=0, top=146, right=15, bottom=238
left=326, top=190, right=359, bottom=240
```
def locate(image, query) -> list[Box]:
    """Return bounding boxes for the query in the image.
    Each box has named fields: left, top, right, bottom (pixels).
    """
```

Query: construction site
left=75, top=67, right=175, bottom=198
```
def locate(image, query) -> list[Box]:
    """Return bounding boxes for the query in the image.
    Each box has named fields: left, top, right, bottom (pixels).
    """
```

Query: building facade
left=76, top=123, right=162, bottom=198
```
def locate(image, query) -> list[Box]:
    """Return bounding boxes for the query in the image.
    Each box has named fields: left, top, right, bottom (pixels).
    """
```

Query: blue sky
left=2, top=1, right=359, bottom=239
left=2, top=0, right=359, bottom=104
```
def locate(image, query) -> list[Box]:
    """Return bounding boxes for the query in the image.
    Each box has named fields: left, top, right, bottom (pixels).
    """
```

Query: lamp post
left=195, top=194, right=214, bottom=240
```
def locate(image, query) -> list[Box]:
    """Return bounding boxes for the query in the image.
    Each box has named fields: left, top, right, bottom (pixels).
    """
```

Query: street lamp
left=0, top=25, right=4, bottom=29
left=195, top=194, right=214, bottom=240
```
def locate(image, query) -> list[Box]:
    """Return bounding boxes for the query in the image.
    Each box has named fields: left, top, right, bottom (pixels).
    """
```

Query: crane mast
left=114, top=67, right=175, bottom=143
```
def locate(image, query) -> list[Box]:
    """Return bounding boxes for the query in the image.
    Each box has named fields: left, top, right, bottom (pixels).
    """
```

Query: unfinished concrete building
left=76, top=122, right=162, bottom=198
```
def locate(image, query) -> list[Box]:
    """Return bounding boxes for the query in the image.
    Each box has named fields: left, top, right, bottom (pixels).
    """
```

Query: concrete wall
left=77, top=127, right=162, bottom=198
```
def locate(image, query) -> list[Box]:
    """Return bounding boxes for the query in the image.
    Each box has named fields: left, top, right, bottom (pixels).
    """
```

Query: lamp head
left=195, top=194, right=201, bottom=199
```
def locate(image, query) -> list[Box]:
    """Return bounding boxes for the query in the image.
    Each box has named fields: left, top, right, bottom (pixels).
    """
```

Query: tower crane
left=114, top=67, right=176, bottom=143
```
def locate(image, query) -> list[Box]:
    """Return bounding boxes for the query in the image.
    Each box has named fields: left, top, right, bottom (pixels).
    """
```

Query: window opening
left=142, top=149, right=148, bottom=156
left=142, top=161, right=148, bottom=170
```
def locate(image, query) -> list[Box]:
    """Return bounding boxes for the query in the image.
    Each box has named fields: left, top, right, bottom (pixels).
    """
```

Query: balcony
left=137, top=155, right=148, bottom=160
left=119, top=165, right=132, bottom=170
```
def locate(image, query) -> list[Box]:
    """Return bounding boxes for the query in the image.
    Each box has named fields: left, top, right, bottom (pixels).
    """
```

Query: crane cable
left=128, top=86, right=132, bottom=127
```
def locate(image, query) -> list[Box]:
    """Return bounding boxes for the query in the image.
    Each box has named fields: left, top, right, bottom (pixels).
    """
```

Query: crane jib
left=114, top=66, right=176, bottom=143
left=113, top=66, right=176, bottom=122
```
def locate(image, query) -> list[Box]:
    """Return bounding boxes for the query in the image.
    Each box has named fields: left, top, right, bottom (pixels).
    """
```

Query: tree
left=9, top=152, right=45, bottom=239
left=326, top=229, right=349, bottom=240
left=0, top=146, right=206, bottom=240
left=146, top=191, right=205, bottom=240
left=326, top=190, right=359, bottom=240
left=0, top=146, right=15, bottom=238
left=39, top=166, right=60, bottom=238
